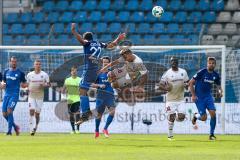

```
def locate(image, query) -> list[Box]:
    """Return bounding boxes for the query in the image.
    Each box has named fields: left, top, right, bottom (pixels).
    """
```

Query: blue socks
left=7, top=113, right=14, bottom=134
left=210, top=116, right=216, bottom=135
left=80, top=96, right=90, bottom=113
left=4, top=115, right=17, bottom=132
left=95, top=118, right=101, bottom=132
left=104, top=115, right=114, bottom=130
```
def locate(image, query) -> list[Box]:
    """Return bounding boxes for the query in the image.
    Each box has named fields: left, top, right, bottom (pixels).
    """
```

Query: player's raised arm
left=71, top=23, right=88, bottom=45
left=99, top=59, right=120, bottom=73
left=106, top=33, right=126, bottom=49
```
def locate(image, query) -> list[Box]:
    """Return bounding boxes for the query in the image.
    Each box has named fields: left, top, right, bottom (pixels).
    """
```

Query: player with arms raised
left=71, top=23, right=126, bottom=122
left=159, top=57, right=189, bottom=140
left=26, top=59, right=50, bottom=136
left=189, top=57, right=223, bottom=140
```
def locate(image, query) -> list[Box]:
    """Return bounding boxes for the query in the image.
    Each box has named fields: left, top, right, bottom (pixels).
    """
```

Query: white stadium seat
left=217, top=12, right=232, bottom=22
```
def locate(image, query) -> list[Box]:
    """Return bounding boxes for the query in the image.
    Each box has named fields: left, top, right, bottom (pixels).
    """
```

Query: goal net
left=0, top=45, right=235, bottom=134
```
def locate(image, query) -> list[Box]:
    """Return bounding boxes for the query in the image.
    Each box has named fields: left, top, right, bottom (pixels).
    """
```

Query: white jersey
left=161, top=68, right=189, bottom=102
left=27, top=71, right=49, bottom=99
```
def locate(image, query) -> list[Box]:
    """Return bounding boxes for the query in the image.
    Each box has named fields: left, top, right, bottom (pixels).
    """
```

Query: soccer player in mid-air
left=71, top=23, right=126, bottom=122
left=159, top=57, right=189, bottom=140
left=63, top=66, right=81, bottom=134
left=90, top=56, right=116, bottom=138
left=189, top=57, right=223, bottom=140
left=0, top=56, right=27, bottom=135
left=26, top=59, right=50, bottom=136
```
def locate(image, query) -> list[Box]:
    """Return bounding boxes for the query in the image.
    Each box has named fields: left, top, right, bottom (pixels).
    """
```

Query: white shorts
left=112, top=67, right=132, bottom=88
left=28, top=97, right=43, bottom=113
left=165, top=101, right=185, bottom=114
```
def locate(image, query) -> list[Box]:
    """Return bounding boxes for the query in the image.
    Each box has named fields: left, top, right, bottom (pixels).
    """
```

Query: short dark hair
left=83, top=32, right=93, bottom=41
left=10, top=56, right=17, bottom=61
left=170, top=56, right=178, bottom=62
left=102, top=56, right=111, bottom=62
left=71, top=66, right=78, bottom=71
left=120, top=48, right=132, bottom=55
left=208, top=57, right=216, bottom=62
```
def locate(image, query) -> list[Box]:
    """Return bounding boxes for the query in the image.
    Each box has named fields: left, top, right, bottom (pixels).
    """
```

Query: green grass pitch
left=0, top=133, right=239, bottom=160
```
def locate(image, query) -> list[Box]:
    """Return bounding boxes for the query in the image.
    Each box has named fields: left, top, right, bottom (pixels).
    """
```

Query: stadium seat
left=169, top=0, right=182, bottom=11
left=118, top=11, right=130, bottom=22
left=139, top=0, right=153, bottom=11
left=138, top=23, right=150, bottom=34
left=172, top=35, right=186, bottom=45
left=229, top=35, right=240, bottom=46
left=41, top=35, right=50, bottom=45
left=15, top=35, right=26, bottom=45
left=53, top=23, right=64, bottom=34
left=223, top=23, right=237, bottom=34
left=73, top=11, right=87, bottom=22
left=215, top=35, right=228, bottom=45
left=3, top=35, right=13, bottom=45
left=11, top=24, right=24, bottom=34
left=125, top=23, right=136, bottom=33
left=47, top=12, right=60, bottom=23
left=55, top=1, right=69, bottom=11
left=208, top=24, right=223, bottom=35
left=188, top=12, right=202, bottom=23
left=195, top=23, right=203, bottom=33
left=126, top=0, right=138, bottom=10
left=89, top=11, right=101, bottom=22
left=128, top=34, right=141, bottom=45
left=202, top=12, right=216, bottom=23
left=100, top=34, right=112, bottom=42
left=111, top=1, right=124, bottom=10
left=38, top=23, right=51, bottom=34
left=3, top=24, right=9, bottom=34
left=43, top=1, right=54, bottom=12
left=232, top=12, right=240, bottom=23
left=131, top=12, right=144, bottom=22
left=197, top=0, right=210, bottom=11
left=56, top=34, right=70, bottom=45
left=60, top=12, right=73, bottom=23
left=182, top=23, right=194, bottom=34
left=32, top=12, right=44, bottom=23
left=145, top=12, right=157, bottom=22
left=166, top=23, right=179, bottom=34
left=24, top=24, right=36, bottom=34
left=27, top=35, right=41, bottom=45
left=225, top=0, right=240, bottom=10
left=183, top=0, right=196, bottom=11
left=81, top=23, right=93, bottom=32
left=103, top=11, right=116, bottom=22
left=212, top=0, right=224, bottom=11
left=143, top=34, right=155, bottom=45
left=65, top=23, right=72, bottom=34
left=4, top=13, right=18, bottom=24
left=98, top=0, right=110, bottom=10
left=174, top=12, right=187, bottom=23
left=187, top=35, right=198, bottom=44
left=84, top=0, right=97, bottom=10
left=109, top=23, right=121, bottom=33
left=69, top=1, right=83, bottom=11
left=201, top=35, right=214, bottom=45
left=20, top=12, right=32, bottom=23
left=159, top=12, right=173, bottom=22
left=217, top=12, right=231, bottom=22
left=152, top=23, right=165, bottom=33
left=159, top=35, right=171, bottom=45
left=94, top=23, right=107, bottom=33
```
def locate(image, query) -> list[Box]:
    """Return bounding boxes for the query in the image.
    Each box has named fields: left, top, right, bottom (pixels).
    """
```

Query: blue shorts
left=80, top=70, right=98, bottom=90
left=195, top=96, right=216, bottom=116
left=2, top=95, right=19, bottom=112
left=96, top=95, right=116, bottom=114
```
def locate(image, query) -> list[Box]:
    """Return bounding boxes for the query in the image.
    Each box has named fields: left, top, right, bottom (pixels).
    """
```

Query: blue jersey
left=83, top=40, right=107, bottom=71
left=3, top=68, right=26, bottom=96
left=193, top=68, right=220, bottom=98
left=0, top=72, right=2, bottom=81
left=96, top=72, right=114, bottom=98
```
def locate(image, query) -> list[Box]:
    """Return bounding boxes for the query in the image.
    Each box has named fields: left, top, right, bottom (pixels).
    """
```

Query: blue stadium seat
left=159, top=12, right=173, bottom=22
left=20, top=12, right=32, bottom=23
left=3, top=35, right=13, bottom=45
left=81, top=23, right=93, bottom=32
left=169, top=0, right=182, bottom=11
left=55, top=34, right=70, bottom=45
left=197, top=0, right=210, bottom=11
left=153, top=23, right=165, bottom=33
left=55, top=1, right=69, bottom=11
left=182, top=23, right=194, bottom=33
left=100, top=34, right=112, bottom=42
left=38, top=23, right=50, bottom=34
left=172, top=35, right=186, bottom=45
left=139, top=0, right=153, bottom=11
left=47, top=12, right=60, bottom=23
left=32, top=12, right=44, bottom=23
left=131, top=12, right=144, bottom=22
left=174, top=12, right=187, bottom=23
left=54, top=23, right=64, bottom=34
left=69, top=1, right=83, bottom=11
left=73, top=12, right=87, bottom=22
left=65, top=23, right=72, bottom=33
left=155, top=0, right=167, bottom=9
left=111, top=1, right=124, bottom=10
left=4, top=13, right=18, bottom=24
left=103, top=11, right=115, bottom=22
left=183, top=0, right=196, bottom=11
left=11, top=24, right=23, bottom=34
left=89, top=11, right=101, bottom=22
left=60, top=12, right=73, bottom=23
left=15, top=35, right=26, bottom=45
left=3, top=24, right=9, bottom=34
left=212, top=0, right=224, bottom=11
left=109, top=23, right=121, bottom=33
left=84, top=0, right=97, bottom=10
left=95, top=23, right=107, bottom=33
left=143, top=34, right=155, bottom=44
left=202, top=12, right=216, bottom=22
left=195, top=24, right=202, bottom=33
left=128, top=34, right=141, bottom=45
left=41, top=35, right=49, bottom=45
left=98, top=0, right=110, bottom=10
left=166, top=23, right=179, bottom=34
left=145, top=12, right=157, bottom=22
left=43, top=1, right=54, bottom=12
left=159, top=35, right=171, bottom=44
left=187, top=35, right=198, bottom=44
left=188, top=12, right=202, bottom=23
left=138, top=23, right=150, bottom=33
left=27, top=35, right=41, bottom=45
left=24, top=24, right=36, bottom=34
left=125, top=23, right=136, bottom=33
left=118, top=11, right=130, bottom=22
left=126, top=0, right=138, bottom=10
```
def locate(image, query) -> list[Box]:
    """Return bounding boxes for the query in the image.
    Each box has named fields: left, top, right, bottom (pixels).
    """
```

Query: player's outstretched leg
left=69, top=112, right=76, bottom=134
left=209, top=110, right=216, bottom=140
left=95, top=117, right=101, bottom=138
left=167, top=113, right=175, bottom=140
